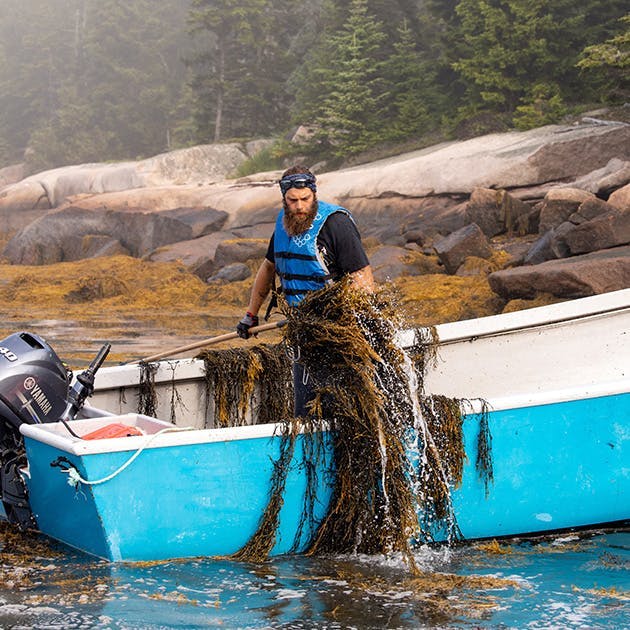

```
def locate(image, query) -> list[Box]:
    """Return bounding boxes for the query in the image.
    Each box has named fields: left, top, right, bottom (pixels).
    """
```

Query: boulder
left=321, top=121, right=630, bottom=200
left=212, top=238, right=269, bottom=269
left=346, top=196, right=468, bottom=245
left=434, top=223, right=492, bottom=274
left=561, top=210, right=630, bottom=255
left=161, top=206, right=229, bottom=238
left=145, top=232, right=229, bottom=280
left=207, top=262, right=251, bottom=284
left=566, top=157, right=630, bottom=196
left=2, top=206, right=192, bottom=265
left=368, top=245, right=442, bottom=282
left=608, top=183, right=630, bottom=211
left=465, top=187, right=535, bottom=237
left=568, top=197, right=617, bottom=224
left=488, top=245, right=630, bottom=299
left=537, top=188, right=596, bottom=234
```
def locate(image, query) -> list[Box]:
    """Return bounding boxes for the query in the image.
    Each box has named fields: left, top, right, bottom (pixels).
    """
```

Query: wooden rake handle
left=126, top=319, right=287, bottom=364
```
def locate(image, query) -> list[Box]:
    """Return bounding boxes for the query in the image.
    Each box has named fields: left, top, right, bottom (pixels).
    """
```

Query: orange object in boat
left=82, top=423, right=143, bottom=440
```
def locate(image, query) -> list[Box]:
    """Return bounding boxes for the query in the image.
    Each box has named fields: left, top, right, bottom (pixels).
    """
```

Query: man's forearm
left=247, top=259, right=276, bottom=315
left=349, top=265, right=375, bottom=293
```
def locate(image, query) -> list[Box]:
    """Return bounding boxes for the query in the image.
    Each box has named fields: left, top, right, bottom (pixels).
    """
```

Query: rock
left=2, top=206, right=192, bottom=265
left=434, top=223, right=492, bottom=274
left=212, top=238, right=269, bottom=269
left=161, top=207, right=229, bottom=238
left=523, top=230, right=556, bottom=265
left=0, top=143, right=256, bottom=216
left=145, top=232, right=229, bottom=280
left=347, top=196, right=468, bottom=245
left=562, top=210, right=630, bottom=255
left=465, top=188, right=534, bottom=237
left=568, top=197, right=617, bottom=224
left=567, top=158, right=630, bottom=196
left=321, top=121, right=630, bottom=200
left=608, top=183, right=630, bottom=211
left=75, top=234, right=130, bottom=259
left=207, top=262, right=251, bottom=284
left=538, top=188, right=596, bottom=234
left=0, top=163, right=24, bottom=188
left=368, top=245, right=442, bottom=282
left=488, top=245, right=630, bottom=299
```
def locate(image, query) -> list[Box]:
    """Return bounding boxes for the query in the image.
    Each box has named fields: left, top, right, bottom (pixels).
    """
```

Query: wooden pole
left=126, top=320, right=287, bottom=365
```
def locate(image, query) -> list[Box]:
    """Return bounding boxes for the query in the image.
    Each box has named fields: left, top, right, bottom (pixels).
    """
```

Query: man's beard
left=283, top=198, right=318, bottom=236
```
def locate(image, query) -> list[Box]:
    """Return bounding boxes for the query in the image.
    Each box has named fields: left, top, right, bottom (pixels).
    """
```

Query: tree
left=451, top=0, right=628, bottom=126
left=577, top=13, right=629, bottom=102
left=0, top=0, right=192, bottom=171
left=187, top=0, right=296, bottom=142
left=380, top=19, right=440, bottom=142
left=297, top=0, right=387, bottom=159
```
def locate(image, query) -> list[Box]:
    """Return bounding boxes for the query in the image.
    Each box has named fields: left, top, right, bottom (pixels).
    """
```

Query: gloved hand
left=236, top=311, right=259, bottom=339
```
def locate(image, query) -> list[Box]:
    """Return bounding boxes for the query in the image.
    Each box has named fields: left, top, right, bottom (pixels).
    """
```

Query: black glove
left=236, top=311, right=259, bottom=339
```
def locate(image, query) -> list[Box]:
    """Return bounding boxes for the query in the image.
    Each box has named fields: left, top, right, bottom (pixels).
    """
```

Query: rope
left=56, top=426, right=195, bottom=488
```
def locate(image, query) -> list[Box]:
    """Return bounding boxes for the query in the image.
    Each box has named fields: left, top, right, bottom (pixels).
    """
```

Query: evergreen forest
left=0, top=0, right=627, bottom=173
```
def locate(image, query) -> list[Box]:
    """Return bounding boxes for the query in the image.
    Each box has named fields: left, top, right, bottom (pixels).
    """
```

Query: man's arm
left=246, top=258, right=276, bottom=317
left=349, top=265, right=375, bottom=293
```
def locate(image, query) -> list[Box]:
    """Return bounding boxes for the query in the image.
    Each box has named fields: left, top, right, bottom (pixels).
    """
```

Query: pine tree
left=381, top=19, right=439, bottom=142
left=577, top=13, right=629, bottom=102
left=306, top=0, right=387, bottom=159
left=451, top=0, right=628, bottom=126
left=187, top=0, right=296, bottom=142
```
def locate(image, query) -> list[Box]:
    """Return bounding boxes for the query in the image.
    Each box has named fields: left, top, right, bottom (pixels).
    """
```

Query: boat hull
left=22, top=417, right=335, bottom=561
left=20, top=386, right=629, bottom=561
left=12, top=289, right=630, bottom=561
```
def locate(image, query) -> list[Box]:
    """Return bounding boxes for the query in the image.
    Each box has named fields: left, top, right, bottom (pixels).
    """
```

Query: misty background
left=0, top=0, right=627, bottom=176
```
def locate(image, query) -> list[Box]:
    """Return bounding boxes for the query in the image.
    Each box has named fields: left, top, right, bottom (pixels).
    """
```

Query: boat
left=1, top=288, right=628, bottom=562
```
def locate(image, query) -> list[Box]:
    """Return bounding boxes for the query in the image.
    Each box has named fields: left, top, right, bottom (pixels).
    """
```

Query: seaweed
left=195, top=279, right=493, bottom=569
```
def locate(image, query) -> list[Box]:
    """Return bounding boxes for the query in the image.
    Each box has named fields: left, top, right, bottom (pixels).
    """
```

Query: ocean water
left=1, top=524, right=628, bottom=629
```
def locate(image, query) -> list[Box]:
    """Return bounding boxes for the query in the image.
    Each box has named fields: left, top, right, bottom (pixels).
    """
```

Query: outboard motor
left=0, top=331, right=110, bottom=529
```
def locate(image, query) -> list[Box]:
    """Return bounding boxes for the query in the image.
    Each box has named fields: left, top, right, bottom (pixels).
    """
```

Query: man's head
left=279, top=165, right=318, bottom=236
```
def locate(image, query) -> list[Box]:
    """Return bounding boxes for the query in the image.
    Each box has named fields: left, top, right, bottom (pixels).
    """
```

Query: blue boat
left=3, top=289, right=630, bottom=561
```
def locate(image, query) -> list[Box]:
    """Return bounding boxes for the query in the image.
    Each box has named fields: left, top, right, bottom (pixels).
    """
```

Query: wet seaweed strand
left=199, top=344, right=292, bottom=427
left=137, top=362, right=158, bottom=417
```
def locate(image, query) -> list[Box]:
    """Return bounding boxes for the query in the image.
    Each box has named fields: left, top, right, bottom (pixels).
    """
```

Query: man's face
left=283, top=187, right=318, bottom=236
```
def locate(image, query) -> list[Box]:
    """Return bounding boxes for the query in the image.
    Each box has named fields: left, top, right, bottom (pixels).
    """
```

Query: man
left=236, top=164, right=375, bottom=415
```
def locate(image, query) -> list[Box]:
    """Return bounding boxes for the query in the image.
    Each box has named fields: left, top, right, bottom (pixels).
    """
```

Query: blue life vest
left=274, top=201, right=349, bottom=306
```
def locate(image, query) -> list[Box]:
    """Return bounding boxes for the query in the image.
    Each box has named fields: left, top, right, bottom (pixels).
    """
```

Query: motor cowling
left=0, top=332, right=72, bottom=530
left=0, top=331, right=72, bottom=432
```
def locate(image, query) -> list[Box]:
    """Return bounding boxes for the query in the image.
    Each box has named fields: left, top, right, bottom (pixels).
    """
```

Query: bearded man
left=236, top=164, right=374, bottom=416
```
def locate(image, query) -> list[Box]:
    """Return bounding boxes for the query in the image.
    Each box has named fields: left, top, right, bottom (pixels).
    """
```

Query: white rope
left=61, top=426, right=195, bottom=488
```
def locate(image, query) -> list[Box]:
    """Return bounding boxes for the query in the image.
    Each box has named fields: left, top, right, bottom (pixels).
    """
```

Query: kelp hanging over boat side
left=281, top=281, right=425, bottom=562
left=198, top=344, right=292, bottom=427
left=137, top=362, right=158, bottom=417
left=196, top=279, right=493, bottom=566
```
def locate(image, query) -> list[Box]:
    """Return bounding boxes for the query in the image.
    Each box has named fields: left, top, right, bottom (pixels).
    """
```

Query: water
left=1, top=524, right=628, bottom=629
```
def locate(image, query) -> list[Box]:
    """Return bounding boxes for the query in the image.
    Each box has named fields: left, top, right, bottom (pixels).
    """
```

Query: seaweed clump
left=198, top=279, right=493, bottom=569
left=199, top=344, right=292, bottom=427
left=236, top=279, right=475, bottom=569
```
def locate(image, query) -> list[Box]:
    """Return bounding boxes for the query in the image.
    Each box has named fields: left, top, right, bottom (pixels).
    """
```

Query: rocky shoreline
left=1, top=116, right=629, bottom=310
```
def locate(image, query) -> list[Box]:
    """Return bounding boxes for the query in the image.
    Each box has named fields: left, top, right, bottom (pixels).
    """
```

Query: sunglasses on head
left=279, top=173, right=317, bottom=195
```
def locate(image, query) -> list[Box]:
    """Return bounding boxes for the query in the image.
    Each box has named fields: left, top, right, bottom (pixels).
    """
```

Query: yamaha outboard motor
left=0, top=331, right=110, bottom=529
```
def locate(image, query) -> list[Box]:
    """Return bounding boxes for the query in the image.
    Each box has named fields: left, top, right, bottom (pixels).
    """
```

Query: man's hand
left=236, top=311, right=259, bottom=339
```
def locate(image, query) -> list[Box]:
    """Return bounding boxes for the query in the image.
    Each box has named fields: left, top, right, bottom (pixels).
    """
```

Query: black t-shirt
left=266, top=211, right=369, bottom=281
